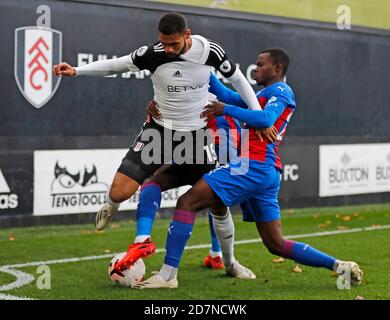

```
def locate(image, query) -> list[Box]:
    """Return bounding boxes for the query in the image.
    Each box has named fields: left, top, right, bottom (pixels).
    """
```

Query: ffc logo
left=14, top=5, right=62, bottom=109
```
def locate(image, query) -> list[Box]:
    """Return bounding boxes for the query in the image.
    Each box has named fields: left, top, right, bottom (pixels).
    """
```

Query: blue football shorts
left=203, top=157, right=281, bottom=223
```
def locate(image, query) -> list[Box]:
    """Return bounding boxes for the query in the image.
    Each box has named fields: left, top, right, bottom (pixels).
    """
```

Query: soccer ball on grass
left=108, top=252, right=145, bottom=287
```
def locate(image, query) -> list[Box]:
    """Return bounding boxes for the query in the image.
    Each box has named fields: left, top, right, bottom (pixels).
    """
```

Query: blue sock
left=208, top=211, right=221, bottom=253
left=281, top=240, right=336, bottom=270
left=136, top=181, right=161, bottom=238
left=164, top=210, right=196, bottom=268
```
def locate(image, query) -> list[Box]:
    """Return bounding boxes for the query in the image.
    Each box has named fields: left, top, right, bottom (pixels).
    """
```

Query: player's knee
left=109, top=185, right=129, bottom=203
left=176, top=194, right=192, bottom=211
left=266, top=245, right=281, bottom=256
left=176, top=192, right=202, bottom=212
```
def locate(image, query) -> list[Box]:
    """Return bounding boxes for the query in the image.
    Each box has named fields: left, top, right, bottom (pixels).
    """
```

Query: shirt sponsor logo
left=167, top=80, right=208, bottom=93
left=268, top=96, right=277, bottom=104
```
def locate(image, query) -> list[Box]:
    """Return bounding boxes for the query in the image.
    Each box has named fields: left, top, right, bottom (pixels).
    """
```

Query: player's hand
left=53, top=62, right=76, bottom=77
left=146, top=100, right=161, bottom=123
left=255, top=126, right=278, bottom=143
left=200, top=101, right=225, bottom=120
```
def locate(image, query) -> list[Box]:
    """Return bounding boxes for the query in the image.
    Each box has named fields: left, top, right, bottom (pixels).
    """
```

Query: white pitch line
left=0, top=223, right=389, bottom=300
left=4, top=224, right=390, bottom=269
left=2, top=253, right=115, bottom=269
left=0, top=267, right=35, bottom=291
left=0, top=293, right=35, bottom=300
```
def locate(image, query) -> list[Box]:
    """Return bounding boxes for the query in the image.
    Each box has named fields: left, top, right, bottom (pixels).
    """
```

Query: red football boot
left=203, top=254, right=224, bottom=269
left=114, top=238, right=156, bottom=272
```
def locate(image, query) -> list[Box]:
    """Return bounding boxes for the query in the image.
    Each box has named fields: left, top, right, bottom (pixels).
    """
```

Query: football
left=108, top=253, right=145, bottom=287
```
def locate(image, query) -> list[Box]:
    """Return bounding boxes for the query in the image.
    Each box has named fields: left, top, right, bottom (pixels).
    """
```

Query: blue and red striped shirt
left=209, top=73, right=296, bottom=171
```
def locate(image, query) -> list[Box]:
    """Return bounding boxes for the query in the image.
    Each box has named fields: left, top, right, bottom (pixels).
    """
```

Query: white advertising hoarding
left=34, top=149, right=190, bottom=215
left=319, top=144, right=390, bottom=197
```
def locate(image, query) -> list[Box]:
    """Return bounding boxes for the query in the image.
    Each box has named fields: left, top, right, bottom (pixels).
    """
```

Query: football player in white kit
left=54, top=12, right=261, bottom=282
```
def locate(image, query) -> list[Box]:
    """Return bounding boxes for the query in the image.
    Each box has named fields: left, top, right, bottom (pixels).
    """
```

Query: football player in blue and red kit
left=133, top=95, right=277, bottom=272
left=135, top=48, right=363, bottom=289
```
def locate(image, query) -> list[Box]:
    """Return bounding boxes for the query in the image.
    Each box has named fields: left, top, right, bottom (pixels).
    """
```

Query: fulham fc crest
left=14, top=5, right=62, bottom=109
left=133, top=142, right=145, bottom=152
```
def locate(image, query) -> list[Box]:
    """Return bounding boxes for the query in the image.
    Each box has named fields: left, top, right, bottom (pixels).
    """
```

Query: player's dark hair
left=261, top=48, right=290, bottom=75
left=158, top=12, right=188, bottom=35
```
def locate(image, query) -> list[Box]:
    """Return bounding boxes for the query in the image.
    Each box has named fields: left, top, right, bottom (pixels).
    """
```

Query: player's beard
left=255, top=74, right=270, bottom=86
left=164, top=39, right=187, bottom=58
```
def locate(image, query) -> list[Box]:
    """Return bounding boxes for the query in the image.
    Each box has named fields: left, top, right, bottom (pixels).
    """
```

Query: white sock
left=106, top=191, right=120, bottom=208
left=159, top=263, right=178, bottom=281
left=134, top=235, right=150, bottom=243
left=209, top=250, right=222, bottom=258
left=211, top=208, right=235, bottom=267
left=333, top=260, right=342, bottom=272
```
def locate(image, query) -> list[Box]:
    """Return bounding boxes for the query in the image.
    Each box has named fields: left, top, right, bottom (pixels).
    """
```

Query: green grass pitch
left=1, top=203, right=390, bottom=300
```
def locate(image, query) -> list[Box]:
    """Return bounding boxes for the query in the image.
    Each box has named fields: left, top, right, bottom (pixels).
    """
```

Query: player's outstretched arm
left=202, top=99, right=286, bottom=128
left=54, top=55, right=138, bottom=78
left=209, top=73, right=247, bottom=108
left=223, top=103, right=278, bottom=128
